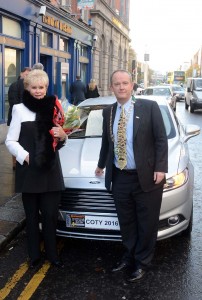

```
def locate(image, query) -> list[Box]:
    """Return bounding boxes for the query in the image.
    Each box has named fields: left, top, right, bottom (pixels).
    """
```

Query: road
left=0, top=101, right=202, bottom=300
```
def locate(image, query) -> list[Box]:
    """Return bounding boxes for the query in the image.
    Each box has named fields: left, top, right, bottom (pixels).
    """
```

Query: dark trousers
left=22, top=191, right=60, bottom=262
left=112, top=167, right=163, bottom=269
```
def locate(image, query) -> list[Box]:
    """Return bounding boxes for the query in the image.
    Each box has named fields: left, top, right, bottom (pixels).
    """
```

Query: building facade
left=71, top=0, right=131, bottom=95
left=0, top=0, right=131, bottom=137
left=0, top=0, right=95, bottom=136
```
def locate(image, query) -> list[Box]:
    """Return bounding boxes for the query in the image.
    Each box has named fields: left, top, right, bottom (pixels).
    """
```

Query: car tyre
left=190, top=101, right=195, bottom=113
left=181, top=207, right=193, bottom=237
left=185, top=99, right=189, bottom=110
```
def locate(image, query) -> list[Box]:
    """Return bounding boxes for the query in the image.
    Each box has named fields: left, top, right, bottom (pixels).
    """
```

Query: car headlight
left=164, top=169, right=188, bottom=191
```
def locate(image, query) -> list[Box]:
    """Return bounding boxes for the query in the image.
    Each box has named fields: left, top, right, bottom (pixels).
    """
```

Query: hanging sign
left=77, top=0, right=95, bottom=9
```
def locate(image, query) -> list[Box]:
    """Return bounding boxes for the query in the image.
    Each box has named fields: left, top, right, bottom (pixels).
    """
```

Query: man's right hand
left=95, top=167, right=104, bottom=176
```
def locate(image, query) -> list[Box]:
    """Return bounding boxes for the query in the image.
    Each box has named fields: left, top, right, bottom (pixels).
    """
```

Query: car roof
left=78, top=95, right=169, bottom=108
left=145, top=85, right=171, bottom=89
left=136, top=95, right=171, bottom=106
left=78, top=96, right=116, bottom=107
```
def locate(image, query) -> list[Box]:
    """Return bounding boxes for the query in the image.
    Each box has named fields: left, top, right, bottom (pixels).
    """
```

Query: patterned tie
left=117, top=106, right=127, bottom=170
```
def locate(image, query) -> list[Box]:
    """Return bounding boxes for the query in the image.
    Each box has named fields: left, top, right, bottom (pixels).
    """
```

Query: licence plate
left=66, top=214, right=120, bottom=230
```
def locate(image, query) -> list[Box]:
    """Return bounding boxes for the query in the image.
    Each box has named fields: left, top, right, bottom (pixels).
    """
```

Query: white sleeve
left=5, top=105, right=29, bottom=165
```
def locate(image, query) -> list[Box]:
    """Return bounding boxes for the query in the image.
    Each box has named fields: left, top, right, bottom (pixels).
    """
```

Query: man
left=7, top=67, right=31, bottom=125
left=7, top=67, right=31, bottom=169
left=95, top=70, right=168, bottom=282
left=32, top=62, right=44, bottom=70
left=69, top=75, right=86, bottom=105
left=133, top=81, right=138, bottom=94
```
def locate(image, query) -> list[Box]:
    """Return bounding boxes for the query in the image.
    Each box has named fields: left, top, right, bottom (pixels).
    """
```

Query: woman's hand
left=52, top=124, right=67, bottom=142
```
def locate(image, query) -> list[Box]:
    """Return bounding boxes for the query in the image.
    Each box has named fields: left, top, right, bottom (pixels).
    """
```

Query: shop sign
left=112, top=17, right=122, bottom=29
left=77, top=0, right=94, bottom=9
left=42, top=16, right=72, bottom=35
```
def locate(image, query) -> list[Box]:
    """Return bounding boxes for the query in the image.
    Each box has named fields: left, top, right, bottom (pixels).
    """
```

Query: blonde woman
left=5, top=70, right=67, bottom=269
left=85, top=79, right=100, bottom=98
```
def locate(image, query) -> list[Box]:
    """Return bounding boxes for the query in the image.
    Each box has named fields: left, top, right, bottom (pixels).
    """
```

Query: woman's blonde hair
left=24, top=69, right=49, bottom=90
left=88, top=79, right=96, bottom=91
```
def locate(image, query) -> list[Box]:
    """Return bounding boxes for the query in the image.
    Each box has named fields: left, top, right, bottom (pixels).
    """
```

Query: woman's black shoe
left=29, top=258, right=41, bottom=269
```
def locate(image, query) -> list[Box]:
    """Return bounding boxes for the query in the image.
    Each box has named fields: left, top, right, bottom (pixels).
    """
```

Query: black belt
left=114, top=165, right=137, bottom=174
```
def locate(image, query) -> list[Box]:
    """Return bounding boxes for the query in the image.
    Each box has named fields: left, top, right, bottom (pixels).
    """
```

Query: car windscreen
left=144, top=88, right=171, bottom=96
left=68, top=106, right=103, bottom=138
left=194, top=79, right=202, bottom=90
left=68, top=105, right=176, bottom=140
left=172, top=86, right=184, bottom=92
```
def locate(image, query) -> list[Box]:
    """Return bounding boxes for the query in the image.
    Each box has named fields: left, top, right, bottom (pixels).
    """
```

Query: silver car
left=143, top=85, right=177, bottom=111
left=57, top=96, right=200, bottom=241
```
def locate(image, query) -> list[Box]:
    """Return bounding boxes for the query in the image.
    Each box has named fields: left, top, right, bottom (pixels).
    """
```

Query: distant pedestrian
left=32, top=63, right=44, bottom=70
left=133, top=81, right=138, bottom=95
left=69, top=75, right=86, bottom=105
left=7, top=67, right=31, bottom=170
left=85, top=79, right=100, bottom=99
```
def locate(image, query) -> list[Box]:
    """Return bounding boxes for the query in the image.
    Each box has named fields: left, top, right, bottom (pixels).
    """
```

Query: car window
left=159, top=105, right=176, bottom=139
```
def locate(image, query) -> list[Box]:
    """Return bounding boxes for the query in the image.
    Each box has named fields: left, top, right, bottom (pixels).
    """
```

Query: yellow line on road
left=0, top=262, right=29, bottom=300
left=17, top=262, right=51, bottom=300
left=0, top=239, right=64, bottom=299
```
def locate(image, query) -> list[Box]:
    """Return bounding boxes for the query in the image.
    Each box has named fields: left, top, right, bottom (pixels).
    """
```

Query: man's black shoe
left=51, top=260, right=64, bottom=269
left=112, top=262, right=129, bottom=272
left=127, top=268, right=145, bottom=282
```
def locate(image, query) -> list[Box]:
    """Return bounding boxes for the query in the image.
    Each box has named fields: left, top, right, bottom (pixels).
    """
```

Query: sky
left=129, top=0, right=202, bottom=74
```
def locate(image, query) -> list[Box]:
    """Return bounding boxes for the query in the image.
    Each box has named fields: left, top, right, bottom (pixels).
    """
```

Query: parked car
left=57, top=96, right=200, bottom=241
left=136, top=84, right=144, bottom=95
left=171, top=84, right=185, bottom=101
left=185, top=77, right=202, bottom=113
left=143, top=85, right=176, bottom=111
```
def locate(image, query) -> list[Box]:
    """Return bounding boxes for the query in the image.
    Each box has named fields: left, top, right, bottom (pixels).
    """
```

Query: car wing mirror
left=183, top=124, right=200, bottom=142
left=187, top=87, right=191, bottom=92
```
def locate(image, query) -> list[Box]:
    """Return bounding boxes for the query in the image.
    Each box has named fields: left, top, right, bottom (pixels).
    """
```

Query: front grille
left=60, top=188, right=116, bottom=214
left=58, top=188, right=187, bottom=241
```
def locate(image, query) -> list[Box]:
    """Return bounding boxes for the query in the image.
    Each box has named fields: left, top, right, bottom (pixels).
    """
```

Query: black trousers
left=112, top=167, right=163, bottom=269
left=22, top=191, right=60, bottom=262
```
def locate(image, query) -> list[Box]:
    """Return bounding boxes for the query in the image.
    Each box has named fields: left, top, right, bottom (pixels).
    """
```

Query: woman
left=5, top=69, right=67, bottom=268
left=85, top=79, right=100, bottom=99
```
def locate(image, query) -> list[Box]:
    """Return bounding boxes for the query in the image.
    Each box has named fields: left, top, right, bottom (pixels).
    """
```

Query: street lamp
left=144, top=53, right=149, bottom=88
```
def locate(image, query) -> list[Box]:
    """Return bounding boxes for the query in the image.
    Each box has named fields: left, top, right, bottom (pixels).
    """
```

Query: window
left=80, top=45, right=87, bottom=57
left=41, top=31, right=52, bottom=47
left=4, top=48, right=21, bottom=122
left=59, top=37, right=69, bottom=52
left=2, top=17, right=21, bottom=38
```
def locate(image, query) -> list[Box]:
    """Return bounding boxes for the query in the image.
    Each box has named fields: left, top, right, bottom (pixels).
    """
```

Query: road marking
left=0, top=239, right=64, bottom=299
left=0, top=262, right=29, bottom=299
left=17, top=262, right=51, bottom=300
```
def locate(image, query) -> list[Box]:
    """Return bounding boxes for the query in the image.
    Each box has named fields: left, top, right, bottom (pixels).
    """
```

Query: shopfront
left=0, top=0, right=94, bottom=130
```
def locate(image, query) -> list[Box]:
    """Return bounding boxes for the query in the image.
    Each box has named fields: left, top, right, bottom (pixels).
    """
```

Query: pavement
left=0, top=142, right=25, bottom=251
